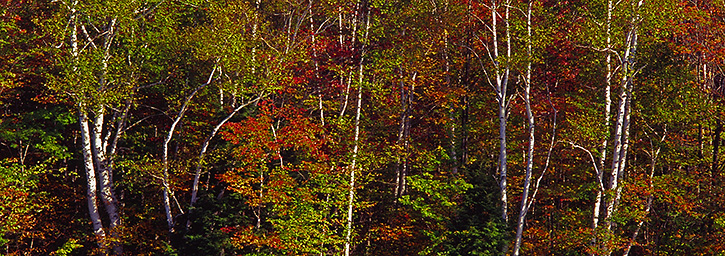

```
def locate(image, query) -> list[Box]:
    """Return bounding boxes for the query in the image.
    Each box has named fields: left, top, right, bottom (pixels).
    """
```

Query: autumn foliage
left=4, top=0, right=725, bottom=255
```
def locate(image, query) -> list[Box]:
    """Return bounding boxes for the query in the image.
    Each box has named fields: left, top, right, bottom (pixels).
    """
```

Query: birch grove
left=4, top=0, right=720, bottom=254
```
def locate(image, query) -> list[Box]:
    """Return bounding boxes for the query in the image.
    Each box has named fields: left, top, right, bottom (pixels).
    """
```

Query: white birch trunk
left=493, top=0, right=512, bottom=224
left=344, top=5, right=370, bottom=256
left=93, top=16, right=123, bottom=253
left=591, top=1, right=614, bottom=248
left=186, top=95, right=262, bottom=230
left=80, top=109, right=107, bottom=247
left=395, top=71, right=415, bottom=199
left=394, top=70, right=406, bottom=199
left=91, top=107, right=122, bottom=255
left=513, top=3, right=534, bottom=255
left=162, top=68, right=216, bottom=234
left=602, top=2, right=642, bottom=254
left=189, top=96, right=262, bottom=207
left=71, top=2, right=108, bottom=249
left=309, top=1, right=324, bottom=126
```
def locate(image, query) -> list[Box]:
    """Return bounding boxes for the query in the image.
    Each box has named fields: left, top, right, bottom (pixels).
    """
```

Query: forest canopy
left=2, top=0, right=725, bottom=255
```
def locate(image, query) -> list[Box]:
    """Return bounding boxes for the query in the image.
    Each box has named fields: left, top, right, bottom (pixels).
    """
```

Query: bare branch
left=568, top=141, right=606, bottom=192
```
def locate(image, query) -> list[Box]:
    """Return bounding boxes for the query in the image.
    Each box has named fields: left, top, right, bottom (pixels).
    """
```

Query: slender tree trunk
left=699, top=123, right=704, bottom=158
left=309, top=1, right=324, bottom=126
left=394, top=70, right=407, bottom=199
left=591, top=0, right=614, bottom=249
left=604, top=49, right=628, bottom=235
left=490, top=0, right=511, bottom=224
left=402, top=76, right=414, bottom=196
left=251, top=0, right=261, bottom=75
left=345, top=4, right=370, bottom=255
left=162, top=69, right=215, bottom=234
left=395, top=71, right=415, bottom=199
left=514, top=3, right=534, bottom=255
left=71, top=2, right=111, bottom=251
left=340, top=2, right=361, bottom=118
left=623, top=127, right=662, bottom=256
left=602, top=2, right=642, bottom=254
left=613, top=80, right=633, bottom=209
left=95, top=15, right=124, bottom=255
left=713, top=119, right=721, bottom=172
left=187, top=95, right=262, bottom=229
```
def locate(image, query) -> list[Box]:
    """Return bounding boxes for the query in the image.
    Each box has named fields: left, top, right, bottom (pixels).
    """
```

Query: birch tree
left=513, top=2, right=535, bottom=255
left=471, top=0, right=514, bottom=224
left=574, top=0, right=645, bottom=254
left=45, top=0, right=155, bottom=253
left=344, top=3, right=371, bottom=255
left=184, top=0, right=300, bottom=230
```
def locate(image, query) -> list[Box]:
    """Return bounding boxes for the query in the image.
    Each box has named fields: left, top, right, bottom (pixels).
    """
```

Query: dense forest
left=2, top=0, right=725, bottom=255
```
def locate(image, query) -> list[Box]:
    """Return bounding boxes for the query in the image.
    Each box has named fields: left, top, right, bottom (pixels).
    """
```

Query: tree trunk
left=591, top=0, right=613, bottom=250
left=623, top=126, right=662, bottom=256
left=70, top=2, right=108, bottom=250
left=91, top=108, right=122, bottom=255
left=394, top=70, right=407, bottom=199
left=345, top=4, right=370, bottom=255
left=309, top=1, right=324, bottom=126
left=188, top=95, right=262, bottom=230
left=162, top=69, right=215, bottom=235
left=602, top=2, right=642, bottom=254
left=395, top=71, right=415, bottom=199
left=713, top=119, right=721, bottom=172
left=513, top=3, right=534, bottom=255
left=489, top=0, right=512, bottom=225
left=80, top=110, right=107, bottom=249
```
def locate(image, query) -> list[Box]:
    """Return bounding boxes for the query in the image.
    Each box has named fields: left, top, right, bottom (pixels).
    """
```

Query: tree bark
left=345, top=4, right=370, bottom=255
left=309, top=1, right=324, bottom=126
left=602, top=2, right=642, bottom=254
left=80, top=109, right=107, bottom=249
left=70, top=1, right=108, bottom=249
left=623, top=125, right=663, bottom=256
left=395, top=70, right=415, bottom=199
left=188, top=95, right=263, bottom=214
left=713, top=119, right=721, bottom=172
left=591, top=0, right=614, bottom=250
left=492, top=0, right=513, bottom=224
left=162, top=68, right=216, bottom=234
left=91, top=107, right=122, bottom=255
left=513, top=3, right=534, bottom=255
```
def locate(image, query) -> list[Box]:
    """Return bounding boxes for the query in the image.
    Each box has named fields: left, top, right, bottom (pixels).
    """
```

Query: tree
left=45, top=0, right=164, bottom=253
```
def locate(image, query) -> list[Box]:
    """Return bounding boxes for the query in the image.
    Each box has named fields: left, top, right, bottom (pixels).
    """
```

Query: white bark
left=599, top=1, right=642, bottom=254
left=189, top=95, right=263, bottom=207
left=162, top=67, right=217, bottom=234
left=491, top=0, right=512, bottom=224
left=344, top=5, right=370, bottom=256
left=91, top=107, right=122, bottom=255
left=186, top=95, right=263, bottom=230
left=591, top=0, right=614, bottom=247
left=309, top=1, right=324, bottom=126
left=394, top=70, right=406, bottom=199
left=513, top=3, right=534, bottom=255
left=605, top=0, right=641, bottom=233
left=80, top=109, right=107, bottom=247
left=71, top=2, right=113, bottom=250
left=395, top=71, right=415, bottom=199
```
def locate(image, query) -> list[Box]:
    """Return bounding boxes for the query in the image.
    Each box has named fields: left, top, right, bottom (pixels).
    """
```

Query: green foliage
left=174, top=192, right=249, bottom=255
left=4, top=0, right=725, bottom=254
left=0, top=160, right=48, bottom=247
left=51, top=238, right=83, bottom=256
left=400, top=161, right=508, bottom=256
